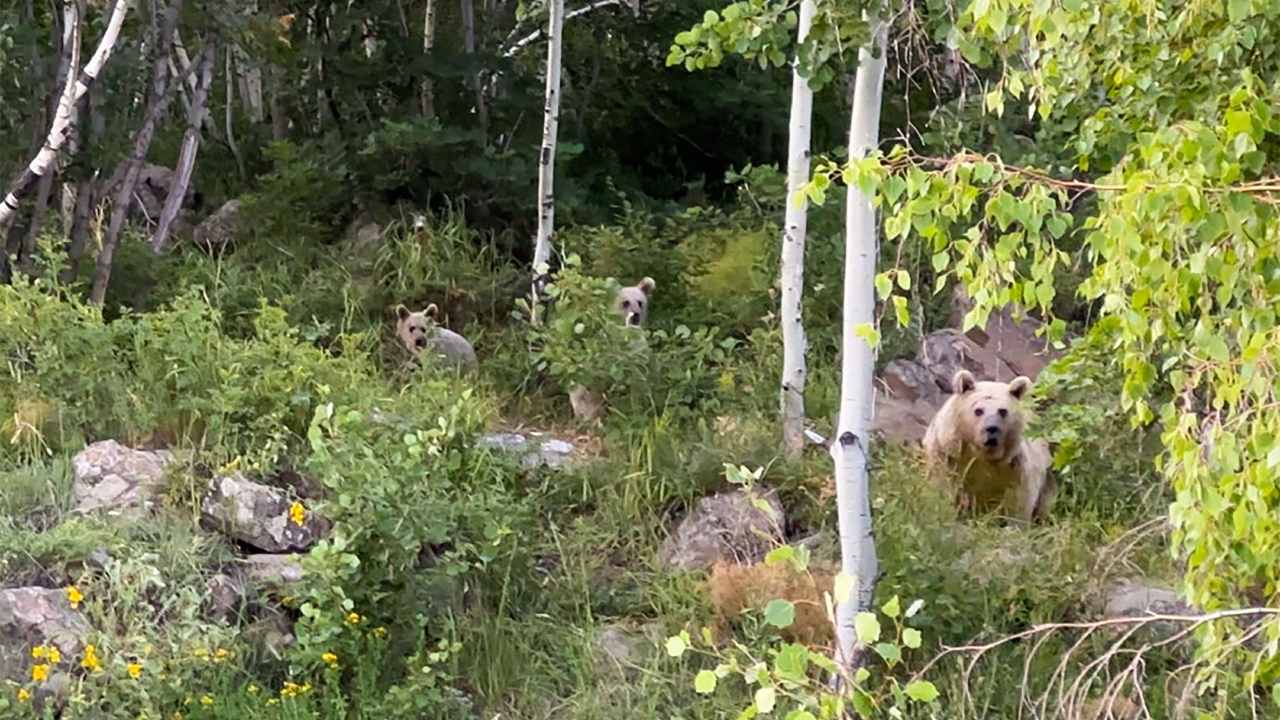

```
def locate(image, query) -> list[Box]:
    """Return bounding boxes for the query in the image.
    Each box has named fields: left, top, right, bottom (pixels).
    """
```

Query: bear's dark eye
left=974, top=408, right=984, bottom=417
left=998, top=408, right=1008, bottom=418
left=637, top=301, right=644, bottom=309
left=622, top=300, right=631, bottom=309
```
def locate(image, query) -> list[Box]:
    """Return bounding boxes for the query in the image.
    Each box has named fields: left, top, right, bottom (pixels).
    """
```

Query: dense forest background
left=1, top=1, right=1278, bottom=718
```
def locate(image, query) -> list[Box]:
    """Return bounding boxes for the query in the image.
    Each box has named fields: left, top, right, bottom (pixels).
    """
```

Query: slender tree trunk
left=89, top=0, right=183, bottom=305
left=269, top=65, right=290, bottom=140
left=779, top=0, right=816, bottom=459
left=21, top=12, right=74, bottom=269
left=0, top=0, right=127, bottom=240
left=225, top=46, right=246, bottom=179
left=150, top=40, right=215, bottom=254
left=461, top=0, right=489, bottom=136
left=530, top=0, right=565, bottom=323
left=832, top=15, right=887, bottom=674
left=420, top=0, right=438, bottom=118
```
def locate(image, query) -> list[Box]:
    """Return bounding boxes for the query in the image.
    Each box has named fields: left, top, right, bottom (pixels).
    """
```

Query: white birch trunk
left=420, top=0, right=438, bottom=117
left=0, top=0, right=121, bottom=237
left=530, top=0, right=565, bottom=322
left=225, top=46, right=246, bottom=178
left=832, top=15, right=888, bottom=673
left=779, top=0, right=816, bottom=459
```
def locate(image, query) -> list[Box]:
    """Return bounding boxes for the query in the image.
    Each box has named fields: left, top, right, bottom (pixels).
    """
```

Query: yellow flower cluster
left=81, top=644, right=102, bottom=673
left=321, top=651, right=339, bottom=668
left=127, top=662, right=143, bottom=680
left=31, top=664, right=49, bottom=683
left=66, top=585, right=83, bottom=609
left=17, top=688, right=31, bottom=703
left=280, top=680, right=313, bottom=699
left=31, top=645, right=62, bottom=664
left=289, top=501, right=306, bottom=526
left=345, top=611, right=362, bottom=625
left=372, top=626, right=388, bottom=639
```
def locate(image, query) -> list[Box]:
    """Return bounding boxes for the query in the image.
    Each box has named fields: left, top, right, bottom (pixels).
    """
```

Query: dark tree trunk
left=89, top=0, right=184, bottom=305
left=151, top=39, right=216, bottom=253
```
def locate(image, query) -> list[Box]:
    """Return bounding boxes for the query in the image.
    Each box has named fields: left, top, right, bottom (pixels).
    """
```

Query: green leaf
left=755, top=686, right=777, bottom=713
left=875, top=272, right=893, bottom=300
left=764, top=545, right=796, bottom=566
left=896, top=269, right=911, bottom=291
left=874, top=642, right=901, bottom=666
left=784, top=712, right=817, bottom=720
left=1228, top=0, right=1252, bottom=23
left=853, top=323, right=881, bottom=349
left=893, top=296, right=910, bottom=328
left=775, top=644, right=809, bottom=679
left=854, top=612, right=881, bottom=644
left=764, top=599, right=796, bottom=628
left=833, top=573, right=854, bottom=604
left=931, top=251, right=951, bottom=273
left=695, top=670, right=717, bottom=694
left=905, top=680, right=940, bottom=702
left=881, top=595, right=901, bottom=618
left=902, top=628, right=922, bottom=649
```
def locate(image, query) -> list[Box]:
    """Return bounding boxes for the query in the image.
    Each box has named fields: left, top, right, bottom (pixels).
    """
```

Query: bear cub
left=922, top=369, right=1055, bottom=523
left=395, top=304, right=478, bottom=372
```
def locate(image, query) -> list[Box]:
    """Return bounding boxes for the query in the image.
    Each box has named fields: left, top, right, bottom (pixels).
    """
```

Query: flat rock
left=658, top=488, right=785, bottom=571
left=478, top=432, right=578, bottom=470
left=242, top=554, right=307, bottom=594
left=0, top=587, right=91, bottom=692
left=201, top=473, right=330, bottom=552
left=71, top=440, right=175, bottom=518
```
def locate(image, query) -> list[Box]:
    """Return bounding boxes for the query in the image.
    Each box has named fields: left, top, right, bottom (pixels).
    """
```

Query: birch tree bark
left=779, top=0, right=816, bottom=459
left=420, top=0, right=438, bottom=118
left=89, top=0, right=184, bottom=305
left=0, top=0, right=128, bottom=240
left=530, top=0, right=565, bottom=323
left=149, top=40, right=216, bottom=255
left=832, top=14, right=888, bottom=674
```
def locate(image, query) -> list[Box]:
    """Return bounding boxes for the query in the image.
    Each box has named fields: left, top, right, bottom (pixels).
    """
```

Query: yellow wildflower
left=46, top=647, right=61, bottom=664
left=266, top=698, right=279, bottom=706
left=372, top=626, right=388, bottom=639
left=200, top=695, right=214, bottom=706
left=17, top=687, right=31, bottom=703
left=248, top=684, right=260, bottom=695
left=66, top=586, right=83, bottom=609
left=30, top=645, right=46, bottom=659
left=289, top=501, right=306, bottom=527
left=213, top=648, right=230, bottom=663
left=321, top=652, right=339, bottom=667
left=31, top=663, right=50, bottom=682
left=127, top=663, right=143, bottom=679
left=81, top=645, right=102, bottom=672
left=345, top=612, right=361, bottom=625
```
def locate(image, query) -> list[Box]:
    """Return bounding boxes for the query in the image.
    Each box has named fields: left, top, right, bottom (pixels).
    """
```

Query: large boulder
left=1101, top=580, right=1196, bottom=638
left=192, top=199, right=242, bottom=252
left=920, top=329, right=1019, bottom=392
left=871, top=389, right=943, bottom=444
left=201, top=473, right=330, bottom=553
left=658, top=489, right=786, bottom=571
left=0, top=587, right=90, bottom=699
left=948, top=288, right=1061, bottom=379
left=71, top=440, right=175, bottom=518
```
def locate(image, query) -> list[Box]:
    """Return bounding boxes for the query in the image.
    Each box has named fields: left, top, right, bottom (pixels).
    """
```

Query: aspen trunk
left=461, top=0, right=489, bottom=135
left=832, top=15, right=887, bottom=674
left=89, top=0, right=183, bottom=305
left=150, top=40, right=215, bottom=254
left=779, top=0, right=816, bottom=459
left=420, top=0, right=437, bottom=118
left=530, top=0, right=564, bottom=322
left=225, top=46, right=246, bottom=179
left=0, top=0, right=127, bottom=238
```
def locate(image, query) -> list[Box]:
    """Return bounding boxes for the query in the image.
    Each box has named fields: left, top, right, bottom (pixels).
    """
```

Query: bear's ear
left=395, top=304, right=411, bottom=321
left=1008, top=376, right=1032, bottom=400
left=952, top=369, right=976, bottom=395
left=424, top=303, right=439, bottom=319
left=638, top=277, right=656, bottom=295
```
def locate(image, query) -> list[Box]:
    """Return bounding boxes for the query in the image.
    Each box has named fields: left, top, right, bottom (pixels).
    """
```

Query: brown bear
left=922, top=369, right=1054, bottom=523
left=395, top=304, right=478, bottom=372
left=614, top=277, right=655, bottom=327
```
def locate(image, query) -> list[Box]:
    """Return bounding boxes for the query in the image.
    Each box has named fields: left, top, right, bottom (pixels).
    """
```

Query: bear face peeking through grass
left=614, top=277, right=655, bottom=327
left=395, top=304, right=478, bottom=372
left=922, top=369, right=1055, bottom=524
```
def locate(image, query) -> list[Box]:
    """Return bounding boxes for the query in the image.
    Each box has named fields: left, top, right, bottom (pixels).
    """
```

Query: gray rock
left=201, top=473, right=330, bottom=552
left=658, top=488, right=786, bottom=571
left=920, top=329, right=1019, bottom=392
left=0, top=587, right=91, bottom=690
left=192, top=199, right=242, bottom=252
left=1101, top=580, right=1197, bottom=639
left=569, top=384, right=606, bottom=423
left=593, top=622, right=663, bottom=678
left=205, top=573, right=245, bottom=624
left=478, top=432, right=578, bottom=470
left=242, top=554, right=307, bottom=595
left=71, top=440, right=175, bottom=518
left=242, top=612, right=295, bottom=660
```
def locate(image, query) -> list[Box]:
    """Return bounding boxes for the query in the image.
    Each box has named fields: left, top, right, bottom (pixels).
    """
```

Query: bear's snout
left=625, top=312, right=641, bottom=327
left=983, top=425, right=1001, bottom=448
left=415, top=337, right=428, bottom=348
